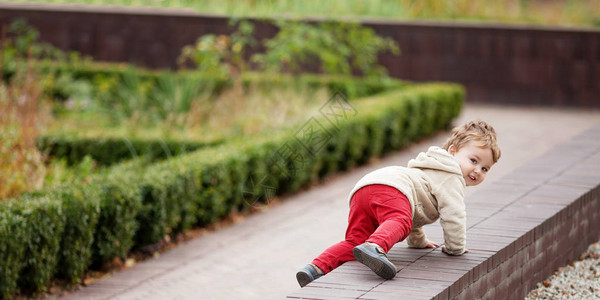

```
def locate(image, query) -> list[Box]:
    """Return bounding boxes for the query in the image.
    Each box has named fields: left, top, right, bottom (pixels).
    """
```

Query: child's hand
left=425, top=241, right=439, bottom=248
left=441, top=246, right=469, bottom=255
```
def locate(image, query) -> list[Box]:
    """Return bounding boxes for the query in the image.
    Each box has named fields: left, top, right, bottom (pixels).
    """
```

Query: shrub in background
left=37, top=134, right=222, bottom=167
left=178, top=20, right=255, bottom=80
left=252, top=20, right=400, bottom=77
left=5, top=196, right=65, bottom=295
left=140, top=162, right=199, bottom=235
left=179, top=19, right=400, bottom=85
left=134, top=179, right=168, bottom=248
left=51, top=185, right=101, bottom=284
left=0, top=50, right=49, bottom=200
left=89, top=171, right=142, bottom=268
left=0, top=206, right=27, bottom=298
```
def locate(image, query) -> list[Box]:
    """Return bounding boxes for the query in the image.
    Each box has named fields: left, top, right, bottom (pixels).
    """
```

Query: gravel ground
left=526, top=241, right=600, bottom=299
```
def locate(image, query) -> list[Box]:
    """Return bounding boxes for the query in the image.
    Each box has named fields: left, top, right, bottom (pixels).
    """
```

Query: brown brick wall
left=1, top=2, right=599, bottom=107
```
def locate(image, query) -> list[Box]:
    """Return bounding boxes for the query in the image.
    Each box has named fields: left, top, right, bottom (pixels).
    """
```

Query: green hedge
left=50, top=185, right=100, bottom=284
left=1, top=196, right=65, bottom=295
left=0, top=158, right=147, bottom=296
left=0, top=82, right=462, bottom=298
left=37, top=135, right=223, bottom=166
left=89, top=171, right=142, bottom=268
left=0, top=208, right=27, bottom=298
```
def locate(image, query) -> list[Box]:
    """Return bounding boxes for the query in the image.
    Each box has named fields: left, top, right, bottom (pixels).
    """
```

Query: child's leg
left=365, top=184, right=413, bottom=252
left=310, top=184, right=412, bottom=274
left=311, top=186, right=381, bottom=273
left=350, top=185, right=412, bottom=280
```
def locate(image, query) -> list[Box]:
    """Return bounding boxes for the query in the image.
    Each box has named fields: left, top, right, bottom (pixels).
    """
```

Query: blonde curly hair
left=442, top=119, right=501, bottom=163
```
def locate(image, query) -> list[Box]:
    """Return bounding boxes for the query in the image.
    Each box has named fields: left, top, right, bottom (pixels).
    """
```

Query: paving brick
left=468, top=225, right=526, bottom=239
left=467, top=239, right=510, bottom=253
left=550, top=172, right=600, bottom=188
left=501, top=202, right=564, bottom=221
left=464, top=205, right=495, bottom=218
left=397, top=267, right=464, bottom=283
left=467, top=182, right=534, bottom=207
left=289, top=286, right=366, bottom=299
left=360, top=290, right=436, bottom=300
left=315, top=274, right=381, bottom=290
left=409, top=259, right=478, bottom=272
left=474, top=215, right=540, bottom=233
left=527, top=184, right=590, bottom=205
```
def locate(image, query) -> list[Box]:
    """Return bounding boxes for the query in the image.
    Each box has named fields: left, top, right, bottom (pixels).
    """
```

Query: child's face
left=448, top=142, right=495, bottom=186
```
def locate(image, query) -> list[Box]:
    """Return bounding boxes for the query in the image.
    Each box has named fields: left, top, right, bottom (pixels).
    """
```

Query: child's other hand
left=441, top=246, right=469, bottom=254
left=425, top=241, right=439, bottom=248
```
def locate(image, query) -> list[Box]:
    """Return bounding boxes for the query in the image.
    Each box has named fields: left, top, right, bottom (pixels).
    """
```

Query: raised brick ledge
left=287, top=122, right=600, bottom=300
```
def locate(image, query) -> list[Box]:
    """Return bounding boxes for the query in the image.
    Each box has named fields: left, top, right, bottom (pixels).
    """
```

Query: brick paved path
left=62, top=104, right=600, bottom=300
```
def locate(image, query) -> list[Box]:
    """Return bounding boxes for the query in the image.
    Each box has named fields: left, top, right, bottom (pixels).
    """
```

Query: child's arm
left=406, top=227, right=438, bottom=248
left=436, top=177, right=467, bottom=255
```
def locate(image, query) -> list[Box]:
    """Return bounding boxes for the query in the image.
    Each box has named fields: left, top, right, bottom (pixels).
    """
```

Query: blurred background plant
left=0, top=23, right=51, bottom=199
left=0, top=20, right=103, bottom=200
left=252, top=20, right=399, bottom=77
left=42, top=155, right=96, bottom=187
left=2, top=19, right=96, bottom=119
left=178, top=19, right=256, bottom=80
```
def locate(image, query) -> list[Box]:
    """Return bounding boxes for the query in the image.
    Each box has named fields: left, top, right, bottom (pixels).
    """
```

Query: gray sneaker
left=353, top=242, right=397, bottom=279
left=296, top=264, right=323, bottom=287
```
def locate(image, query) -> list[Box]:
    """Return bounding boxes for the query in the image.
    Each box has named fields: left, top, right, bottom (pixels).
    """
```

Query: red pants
left=312, top=184, right=413, bottom=273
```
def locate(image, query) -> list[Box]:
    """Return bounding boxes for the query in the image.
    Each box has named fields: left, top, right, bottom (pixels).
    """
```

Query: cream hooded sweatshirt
left=348, top=146, right=467, bottom=255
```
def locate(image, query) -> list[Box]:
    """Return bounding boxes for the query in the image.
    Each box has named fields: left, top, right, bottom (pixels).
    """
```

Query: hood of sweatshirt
left=407, top=146, right=462, bottom=176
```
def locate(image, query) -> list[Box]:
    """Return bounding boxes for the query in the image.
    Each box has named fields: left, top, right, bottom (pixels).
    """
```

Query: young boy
left=296, top=120, right=501, bottom=287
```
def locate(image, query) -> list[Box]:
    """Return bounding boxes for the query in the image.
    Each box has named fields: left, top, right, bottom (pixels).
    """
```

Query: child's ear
left=448, top=145, right=457, bottom=155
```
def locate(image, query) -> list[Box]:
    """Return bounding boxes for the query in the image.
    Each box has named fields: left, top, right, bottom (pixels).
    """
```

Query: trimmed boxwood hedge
left=50, top=185, right=100, bottom=284
left=37, top=135, right=223, bottom=167
left=3, top=196, right=65, bottom=295
left=89, top=171, right=142, bottom=268
left=0, top=82, right=463, bottom=298
left=0, top=208, right=27, bottom=299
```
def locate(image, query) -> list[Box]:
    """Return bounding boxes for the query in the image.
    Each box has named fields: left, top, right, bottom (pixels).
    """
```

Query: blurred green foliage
left=253, top=20, right=399, bottom=77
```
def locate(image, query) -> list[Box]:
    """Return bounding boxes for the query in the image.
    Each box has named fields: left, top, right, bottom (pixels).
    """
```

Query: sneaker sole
left=296, top=271, right=312, bottom=288
left=353, top=246, right=397, bottom=280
